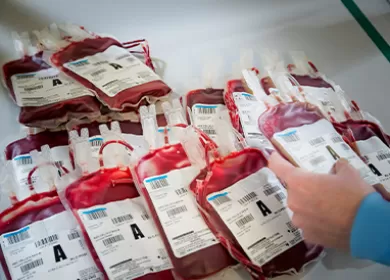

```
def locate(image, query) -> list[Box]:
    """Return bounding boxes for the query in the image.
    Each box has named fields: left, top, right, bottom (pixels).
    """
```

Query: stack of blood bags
left=59, top=124, right=174, bottom=280
left=188, top=118, right=323, bottom=279
left=2, top=32, right=101, bottom=128
left=132, top=105, right=236, bottom=279
left=35, top=24, right=171, bottom=112
left=0, top=147, right=102, bottom=280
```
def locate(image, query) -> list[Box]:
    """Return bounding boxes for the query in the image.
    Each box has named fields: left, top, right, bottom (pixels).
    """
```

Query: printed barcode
left=91, top=69, right=107, bottom=76
left=25, top=85, right=43, bottom=91
left=238, top=192, right=257, bottom=205
left=68, top=231, right=81, bottom=240
left=286, top=221, right=298, bottom=232
left=341, top=143, right=350, bottom=151
left=15, top=157, right=33, bottom=166
left=90, top=139, right=103, bottom=147
left=280, top=133, right=300, bottom=143
left=236, top=214, right=254, bottom=227
left=5, top=230, right=30, bottom=245
left=167, top=206, right=188, bottom=217
left=275, top=192, right=286, bottom=203
left=17, top=74, right=35, bottom=80
left=35, top=234, right=59, bottom=248
left=150, top=178, right=169, bottom=190
left=243, top=95, right=256, bottom=101
left=141, top=212, right=150, bottom=221
left=198, top=125, right=216, bottom=135
left=196, top=107, right=217, bottom=114
left=20, top=258, right=43, bottom=273
left=331, top=136, right=343, bottom=143
left=102, top=235, right=124, bottom=246
left=85, top=210, right=108, bottom=220
left=212, top=195, right=232, bottom=206
left=309, top=155, right=327, bottom=166
left=377, top=152, right=390, bottom=161
left=263, top=186, right=281, bottom=196
left=112, top=214, right=133, bottom=224
left=309, top=137, right=325, bottom=146
left=175, top=188, right=188, bottom=195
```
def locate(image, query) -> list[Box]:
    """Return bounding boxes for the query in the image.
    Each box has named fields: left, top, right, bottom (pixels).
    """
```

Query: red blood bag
left=0, top=159, right=102, bottom=280
left=4, top=130, right=72, bottom=200
left=184, top=87, right=228, bottom=142
left=258, top=101, right=380, bottom=185
left=189, top=143, right=323, bottom=278
left=224, top=70, right=274, bottom=149
left=2, top=41, right=101, bottom=128
left=132, top=124, right=236, bottom=279
left=40, top=25, right=171, bottom=111
left=334, top=119, right=390, bottom=193
left=62, top=138, right=174, bottom=280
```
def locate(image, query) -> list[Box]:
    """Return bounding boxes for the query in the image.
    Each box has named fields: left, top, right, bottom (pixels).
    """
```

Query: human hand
left=268, top=152, right=375, bottom=250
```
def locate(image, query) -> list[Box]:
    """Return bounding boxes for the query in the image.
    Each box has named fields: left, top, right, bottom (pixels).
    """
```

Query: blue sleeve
left=351, top=192, right=390, bottom=265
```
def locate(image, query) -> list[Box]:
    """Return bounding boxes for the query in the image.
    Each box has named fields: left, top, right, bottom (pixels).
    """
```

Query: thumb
left=330, top=158, right=353, bottom=175
left=268, top=152, right=297, bottom=183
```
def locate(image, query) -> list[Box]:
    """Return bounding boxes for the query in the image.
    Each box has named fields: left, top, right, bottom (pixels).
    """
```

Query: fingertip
left=268, top=152, right=296, bottom=180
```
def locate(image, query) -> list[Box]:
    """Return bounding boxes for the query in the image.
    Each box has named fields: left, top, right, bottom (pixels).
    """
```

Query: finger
left=330, top=158, right=354, bottom=174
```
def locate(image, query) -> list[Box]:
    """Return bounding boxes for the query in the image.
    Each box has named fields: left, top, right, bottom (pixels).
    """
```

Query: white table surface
left=0, top=0, right=389, bottom=279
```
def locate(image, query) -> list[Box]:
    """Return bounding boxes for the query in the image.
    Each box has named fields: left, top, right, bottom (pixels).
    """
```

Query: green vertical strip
left=341, top=0, right=390, bottom=63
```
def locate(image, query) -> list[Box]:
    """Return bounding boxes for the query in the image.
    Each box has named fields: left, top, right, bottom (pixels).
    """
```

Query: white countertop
left=0, top=0, right=389, bottom=279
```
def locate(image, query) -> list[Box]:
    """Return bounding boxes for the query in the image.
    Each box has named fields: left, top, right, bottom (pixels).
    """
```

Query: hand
left=268, top=152, right=375, bottom=250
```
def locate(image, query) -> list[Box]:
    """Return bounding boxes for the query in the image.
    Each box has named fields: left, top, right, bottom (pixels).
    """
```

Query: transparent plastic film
left=201, top=54, right=223, bottom=89
left=162, top=99, right=187, bottom=126
left=99, top=121, right=132, bottom=167
left=69, top=128, right=98, bottom=175
left=140, top=104, right=159, bottom=149
left=179, top=126, right=208, bottom=170
left=289, top=51, right=313, bottom=76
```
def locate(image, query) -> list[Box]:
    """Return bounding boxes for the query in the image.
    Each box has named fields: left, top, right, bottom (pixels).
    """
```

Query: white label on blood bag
left=232, top=92, right=272, bottom=149
left=9, top=146, right=72, bottom=200
left=207, top=167, right=302, bottom=267
left=77, top=197, right=172, bottom=280
left=0, top=211, right=102, bottom=280
left=63, top=45, right=161, bottom=97
left=273, top=119, right=379, bottom=185
left=143, top=166, right=219, bottom=258
left=11, top=68, right=93, bottom=107
left=191, top=103, right=225, bottom=141
left=356, top=136, right=390, bottom=191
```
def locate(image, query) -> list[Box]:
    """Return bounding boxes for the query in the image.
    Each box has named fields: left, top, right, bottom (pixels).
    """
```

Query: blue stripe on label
left=16, top=73, right=35, bottom=77
left=207, top=192, right=229, bottom=201
left=89, top=137, right=103, bottom=141
left=14, top=155, right=32, bottom=160
left=145, top=175, right=168, bottom=183
left=69, top=59, right=88, bottom=65
left=82, top=208, right=107, bottom=214
left=195, top=104, right=218, bottom=109
left=277, top=130, right=297, bottom=137
left=241, top=93, right=252, bottom=97
left=158, top=128, right=170, bottom=132
left=4, top=227, right=30, bottom=237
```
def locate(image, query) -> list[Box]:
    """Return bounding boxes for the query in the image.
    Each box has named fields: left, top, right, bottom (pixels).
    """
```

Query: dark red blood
left=2, top=52, right=101, bottom=128
left=134, top=143, right=236, bottom=279
left=184, top=88, right=225, bottom=123
left=291, top=74, right=333, bottom=89
left=65, top=167, right=174, bottom=280
left=258, top=102, right=324, bottom=140
left=50, top=37, right=171, bottom=111
left=224, top=79, right=247, bottom=133
left=260, top=76, right=276, bottom=96
left=189, top=148, right=323, bottom=278
left=0, top=191, right=73, bottom=280
left=4, top=130, right=69, bottom=161
left=333, top=120, right=390, bottom=146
